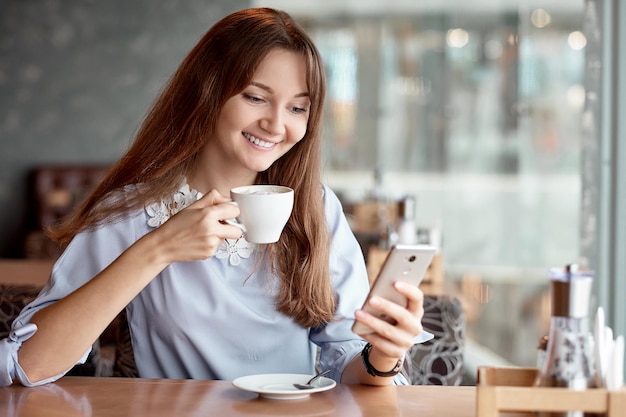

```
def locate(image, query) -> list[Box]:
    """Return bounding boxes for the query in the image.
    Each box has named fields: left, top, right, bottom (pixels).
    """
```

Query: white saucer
left=232, top=373, right=336, bottom=400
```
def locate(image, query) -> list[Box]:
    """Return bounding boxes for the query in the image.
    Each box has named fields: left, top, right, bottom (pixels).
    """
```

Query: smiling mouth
left=243, top=132, right=275, bottom=149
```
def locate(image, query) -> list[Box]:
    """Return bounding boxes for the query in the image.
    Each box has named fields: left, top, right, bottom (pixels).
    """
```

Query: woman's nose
left=260, top=107, right=286, bottom=135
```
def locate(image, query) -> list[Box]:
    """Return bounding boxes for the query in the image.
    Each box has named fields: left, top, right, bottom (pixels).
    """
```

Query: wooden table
left=1, top=377, right=476, bottom=416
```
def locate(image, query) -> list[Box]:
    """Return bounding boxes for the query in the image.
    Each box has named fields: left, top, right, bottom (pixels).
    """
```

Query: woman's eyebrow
left=250, top=81, right=310, bottom=98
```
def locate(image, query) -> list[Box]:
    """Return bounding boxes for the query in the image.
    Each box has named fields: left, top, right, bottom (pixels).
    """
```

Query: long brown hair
left=50, top=8, right=334, bottom=327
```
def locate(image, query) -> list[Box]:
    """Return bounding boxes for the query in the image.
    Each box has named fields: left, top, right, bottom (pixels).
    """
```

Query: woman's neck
left=187, top=166, right=257, bottom=197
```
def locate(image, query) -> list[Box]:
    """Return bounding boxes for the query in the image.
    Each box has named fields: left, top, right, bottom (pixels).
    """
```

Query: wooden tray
left=476, top=366, right=626, bottom=416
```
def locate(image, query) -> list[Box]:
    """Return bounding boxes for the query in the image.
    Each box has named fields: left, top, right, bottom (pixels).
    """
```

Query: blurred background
left=2, top=0, right=622, bottom=382
left=260, top=0, right=586, bottom=376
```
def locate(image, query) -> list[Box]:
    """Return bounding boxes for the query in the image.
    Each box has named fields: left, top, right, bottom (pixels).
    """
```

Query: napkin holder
left=476, top=366, right=626, bottom=417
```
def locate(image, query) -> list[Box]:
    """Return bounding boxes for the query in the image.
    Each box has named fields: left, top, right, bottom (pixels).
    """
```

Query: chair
left=112, top=309, right=138, bottom=377
left=23, top=165, right=110, bottom=259
left=0, top=284, right=42, bottom=338
left=408, top=294, right=466, bottom=385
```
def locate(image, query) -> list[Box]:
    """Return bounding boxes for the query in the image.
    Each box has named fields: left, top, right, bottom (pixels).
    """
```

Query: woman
left=0, top=7, right=427, bottom=387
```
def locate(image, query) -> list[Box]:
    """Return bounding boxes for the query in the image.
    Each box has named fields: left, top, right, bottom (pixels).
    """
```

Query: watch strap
left=361, top=343, right=404, bottom=377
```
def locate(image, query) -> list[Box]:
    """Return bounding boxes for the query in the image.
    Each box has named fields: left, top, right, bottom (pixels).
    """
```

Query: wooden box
left=351, top=201, right=398, bottom=234
left=476, top=366, right=626, bottom=417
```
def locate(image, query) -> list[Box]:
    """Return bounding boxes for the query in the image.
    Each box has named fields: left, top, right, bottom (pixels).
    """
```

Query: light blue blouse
left=0, top=184, right=421, bottom=387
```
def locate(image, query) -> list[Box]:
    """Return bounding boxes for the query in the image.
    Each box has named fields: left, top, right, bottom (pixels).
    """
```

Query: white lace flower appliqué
left=145, top=182, right=255, bottom=266
left=146, top=183, right=200, bottom=227
left=215, top=238, right=254, bottom=266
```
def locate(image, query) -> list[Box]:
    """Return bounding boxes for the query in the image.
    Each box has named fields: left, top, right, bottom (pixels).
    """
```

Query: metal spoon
left=293, top=369, right=331, bottom=390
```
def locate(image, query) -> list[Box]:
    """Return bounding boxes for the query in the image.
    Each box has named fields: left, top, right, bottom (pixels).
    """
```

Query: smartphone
left=352, top=244, right=437, bottom=336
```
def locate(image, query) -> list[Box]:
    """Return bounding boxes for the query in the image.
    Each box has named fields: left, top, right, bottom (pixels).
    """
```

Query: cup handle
left=223, top=201, right=246, bottom=233
left=223, top=218, right=246, bottom=233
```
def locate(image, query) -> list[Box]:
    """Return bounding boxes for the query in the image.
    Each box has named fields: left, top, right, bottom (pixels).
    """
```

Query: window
left=260, top=1, right=587, bottom=372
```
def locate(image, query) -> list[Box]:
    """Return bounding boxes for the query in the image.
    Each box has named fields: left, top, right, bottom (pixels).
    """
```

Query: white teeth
left=243, top=133, right=274, bottom=148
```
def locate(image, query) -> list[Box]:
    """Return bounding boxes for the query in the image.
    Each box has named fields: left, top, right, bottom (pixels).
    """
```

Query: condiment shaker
left=534, top=265, right=595, bottom=417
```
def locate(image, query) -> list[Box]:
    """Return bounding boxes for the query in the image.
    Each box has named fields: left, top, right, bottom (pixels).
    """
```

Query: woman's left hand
left=354, top=281, right=424, bottom=362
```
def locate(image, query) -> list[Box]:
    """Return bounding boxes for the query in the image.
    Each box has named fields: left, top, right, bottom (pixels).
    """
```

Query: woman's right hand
left=153, top=189, right=244, bottom=263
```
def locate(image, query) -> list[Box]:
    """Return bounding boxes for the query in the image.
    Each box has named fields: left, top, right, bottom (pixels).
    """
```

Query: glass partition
left=257, top=1, right=585, bottom=374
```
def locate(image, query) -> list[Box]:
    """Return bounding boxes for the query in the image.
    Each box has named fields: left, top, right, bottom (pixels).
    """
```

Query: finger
left=362, top=335, right=407, bottom=360
left=359, top=294, right=423, bottom=341
left=354, top=315, right=412, bottom=358
left=193, top=204, right=243, bottom=240
left=355, top=303, right=411, bottom=344
left=185, top=190, right=240, bottom=225
left=220, top=222, right=245, bottom=240
left=368, top=295, right=413, bottom=328
left=189, top=189, right=231, bottom=208
left=167, top=192, right=241, bottom=242
left=394, top=282, right=424, bottom=316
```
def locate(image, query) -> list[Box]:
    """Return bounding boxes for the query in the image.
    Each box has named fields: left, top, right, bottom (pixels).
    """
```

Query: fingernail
left=370, top=296, right=382, bottom=307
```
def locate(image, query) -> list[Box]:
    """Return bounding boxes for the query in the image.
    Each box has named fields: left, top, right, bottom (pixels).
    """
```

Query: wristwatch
left=361, top=343, right=404, bottom=377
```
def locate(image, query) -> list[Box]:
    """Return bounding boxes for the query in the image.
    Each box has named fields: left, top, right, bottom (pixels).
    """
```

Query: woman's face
left=207, top=48, right=310, bottom=180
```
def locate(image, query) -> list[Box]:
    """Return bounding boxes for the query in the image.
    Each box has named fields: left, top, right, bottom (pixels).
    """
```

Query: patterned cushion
left=0, top=284, right=42, bottom=339
left=112, top=309, right=137, bottom=378
left=409, top=294, right=466, bottom=385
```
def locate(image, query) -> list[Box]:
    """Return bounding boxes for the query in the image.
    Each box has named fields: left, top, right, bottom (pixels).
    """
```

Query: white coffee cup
left=225, top=185, right=294, bottom=244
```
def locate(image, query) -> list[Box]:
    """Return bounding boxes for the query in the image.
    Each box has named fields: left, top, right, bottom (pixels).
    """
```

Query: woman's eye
left=243, top=93, right=264, bottom=104
left=291, top=106, right=309, bottom=114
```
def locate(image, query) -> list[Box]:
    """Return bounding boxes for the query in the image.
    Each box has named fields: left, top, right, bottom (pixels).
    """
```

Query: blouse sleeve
left=0, top=210, right=143, bottom=387
left=311, top=185, right=410, bottom=385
